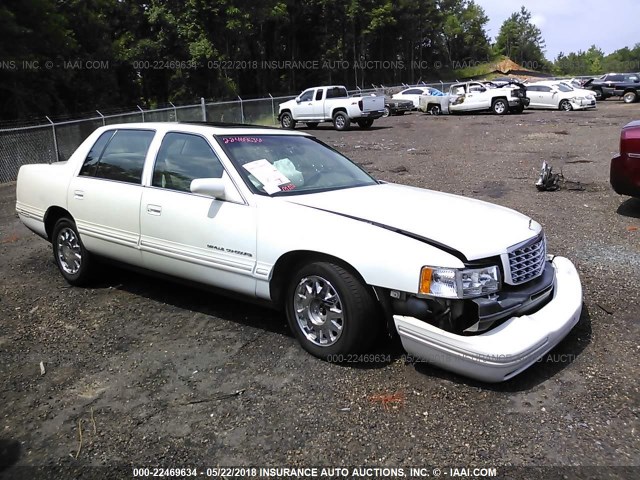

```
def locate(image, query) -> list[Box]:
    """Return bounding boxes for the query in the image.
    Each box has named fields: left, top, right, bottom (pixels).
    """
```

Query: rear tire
left=52, top=217, right=94, bottom=286
left=492, top=98, right=508, bottom=115
left=285, top=262, right=380, bottom=358
left=429, top=104, right=441, bottom=115
left=280, top=112, right=296, bottom=129
left=383, top=106, right=391, bottom=118
left=623, top=91, right=638, bottom=104
left=332, top=112, right=350, bottom=131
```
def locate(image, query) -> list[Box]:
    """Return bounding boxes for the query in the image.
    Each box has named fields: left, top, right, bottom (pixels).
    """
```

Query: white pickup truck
left=278, top=85, right=385, bottom=131
left=419, top=81, right=530, bottom=115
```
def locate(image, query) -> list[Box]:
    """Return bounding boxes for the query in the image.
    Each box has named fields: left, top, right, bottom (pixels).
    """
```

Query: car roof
left=93, top=122, right=312, bottom=137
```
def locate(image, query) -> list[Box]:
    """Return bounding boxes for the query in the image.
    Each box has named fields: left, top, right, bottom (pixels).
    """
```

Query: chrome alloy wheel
left=293, top=275, right=344, bottom=346
left=56, top=227, right=82, bottom=275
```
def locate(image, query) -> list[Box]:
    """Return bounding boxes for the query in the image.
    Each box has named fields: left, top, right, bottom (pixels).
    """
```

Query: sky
left=474, top=0, right=640, bottom=60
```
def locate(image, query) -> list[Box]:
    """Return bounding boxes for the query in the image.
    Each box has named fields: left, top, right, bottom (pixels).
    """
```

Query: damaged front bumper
left=393, top=256, right=582, bottom=383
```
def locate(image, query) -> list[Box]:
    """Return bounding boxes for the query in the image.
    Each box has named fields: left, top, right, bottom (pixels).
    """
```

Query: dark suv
left=583, top=73, right=640, bottom=103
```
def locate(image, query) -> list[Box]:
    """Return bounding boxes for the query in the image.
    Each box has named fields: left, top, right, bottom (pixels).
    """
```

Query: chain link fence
left=0, top=77, right=592, bottom=183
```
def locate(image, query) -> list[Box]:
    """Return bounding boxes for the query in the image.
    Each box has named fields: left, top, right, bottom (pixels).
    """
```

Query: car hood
left=285, top=183, right=541, bottom=261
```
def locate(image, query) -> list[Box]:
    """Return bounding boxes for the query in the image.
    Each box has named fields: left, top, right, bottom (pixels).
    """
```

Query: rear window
left=79, top=129, right=155, bottom=184
left=326, top=87, right=348, bottom=99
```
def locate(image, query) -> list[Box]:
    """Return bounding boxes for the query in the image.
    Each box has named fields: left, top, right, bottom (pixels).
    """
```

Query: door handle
left=147, top=204, right=162, bottom=215
left=73, top=190, right=84, bottom=199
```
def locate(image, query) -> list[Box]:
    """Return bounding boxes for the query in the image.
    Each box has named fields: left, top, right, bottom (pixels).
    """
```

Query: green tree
left=494, top=6, right=546, bottom=68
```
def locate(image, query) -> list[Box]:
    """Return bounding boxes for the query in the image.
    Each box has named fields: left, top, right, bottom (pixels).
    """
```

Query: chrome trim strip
left=140, top=239, right=253, bottom=273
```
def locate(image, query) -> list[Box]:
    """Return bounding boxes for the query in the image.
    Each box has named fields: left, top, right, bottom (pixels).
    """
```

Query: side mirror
left=295, top=98, right=302, bottom=103
left=190, top=178, right=226, bottom=199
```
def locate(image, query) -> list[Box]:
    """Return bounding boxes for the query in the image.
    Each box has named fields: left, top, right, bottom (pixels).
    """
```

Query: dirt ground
left=1, top=101, right=639, bottom=479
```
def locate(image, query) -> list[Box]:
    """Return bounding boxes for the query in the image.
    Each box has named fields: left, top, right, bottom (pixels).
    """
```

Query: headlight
left=419, top=265, right=501, bottom=299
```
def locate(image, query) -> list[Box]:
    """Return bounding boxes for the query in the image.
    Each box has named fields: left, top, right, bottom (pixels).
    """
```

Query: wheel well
left=279, top=109, right=291, bottom=118
left=269, top=250, right=370, bottom=308
left=624, top=88, right=638, bottom=94
left=44, top=206, right=72, bottom=241
left=331, top=108, right=347, bottom=118
left=492, top=96, right=507, bottom=104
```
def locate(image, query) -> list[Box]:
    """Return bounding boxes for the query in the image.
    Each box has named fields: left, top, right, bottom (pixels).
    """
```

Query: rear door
left=68, top=128, right=155, bottom=266
left=603, top=75, right=622, bottom=96
left=139, top=131, right=257, bottom=295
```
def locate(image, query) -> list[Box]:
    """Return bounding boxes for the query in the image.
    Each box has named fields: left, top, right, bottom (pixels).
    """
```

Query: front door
left=139, top=131, right=257, bottom=296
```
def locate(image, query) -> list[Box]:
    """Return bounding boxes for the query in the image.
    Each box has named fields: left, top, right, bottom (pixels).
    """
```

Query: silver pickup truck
left=279, top=85, right=385, bottom=131
left=419, top=81, right=529, bottom=115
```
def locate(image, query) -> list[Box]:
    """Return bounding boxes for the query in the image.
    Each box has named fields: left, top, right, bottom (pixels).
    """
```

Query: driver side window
left=153, top=133, right=224, bottom=193
left=299, top=90, right=314, bottom=102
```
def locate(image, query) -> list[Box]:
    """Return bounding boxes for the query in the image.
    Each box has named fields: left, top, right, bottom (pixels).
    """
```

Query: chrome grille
left=508, top=235, right=546, bottom=285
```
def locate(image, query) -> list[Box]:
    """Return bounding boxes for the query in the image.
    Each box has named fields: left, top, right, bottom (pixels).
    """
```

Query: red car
left=611, top=120, right=640, bottom=198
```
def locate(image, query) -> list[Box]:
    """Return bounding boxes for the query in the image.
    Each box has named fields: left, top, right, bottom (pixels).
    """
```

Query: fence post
left=45, top=116, right=59, bottom=163
left=137, top=105, right=145, bottom=122
left=169, top=102, right=177, bottom=121
left=440, top=80, right=444, bottom=91
left=201, top=97, right=207, bottom=122
left=238, top=96, right=244, bottom=124
left=269, top=94, right=275, bottom=125
left=96, top=110, right=105, bottom=126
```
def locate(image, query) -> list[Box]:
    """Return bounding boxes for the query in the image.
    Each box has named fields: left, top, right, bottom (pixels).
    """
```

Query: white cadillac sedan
left=16, top=123, right=583, bottom=382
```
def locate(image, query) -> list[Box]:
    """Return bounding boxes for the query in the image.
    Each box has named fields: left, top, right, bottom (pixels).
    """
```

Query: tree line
left=0, top=1, right=636, bottom=122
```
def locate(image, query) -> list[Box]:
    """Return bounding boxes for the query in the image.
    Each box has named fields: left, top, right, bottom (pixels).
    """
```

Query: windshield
left=216, top=134, right=378, bottom=196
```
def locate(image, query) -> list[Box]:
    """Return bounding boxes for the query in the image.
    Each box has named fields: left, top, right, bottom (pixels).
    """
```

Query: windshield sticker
left=243, top=159, right=295, bottom=194
left=223, top=137, right=263, bottom=144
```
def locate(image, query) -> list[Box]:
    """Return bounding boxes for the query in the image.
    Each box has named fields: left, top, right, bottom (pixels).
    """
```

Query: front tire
left=280, top=112, right=296, bottom=129
left=559, top=99, right=573, bottom=111
left=52, top=218, right=94, bottom=286
left=429, top=104, right=441, bottom=115
left=383, top=106, right=391, bottom=118
left=332, top=111, right=350, bottom=131
left=285, top=262, right=380, bottom=358
left=492, top=98, right=508, bottom=115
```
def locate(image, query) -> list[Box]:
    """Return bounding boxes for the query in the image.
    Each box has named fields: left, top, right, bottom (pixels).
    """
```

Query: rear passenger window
left=315, top=89, right=323, bottom=101
left=79, top=129, right=154, bottom=183
left=152, top=133, right=224, bottom=193
left=79, top=130, right=115, bottom=177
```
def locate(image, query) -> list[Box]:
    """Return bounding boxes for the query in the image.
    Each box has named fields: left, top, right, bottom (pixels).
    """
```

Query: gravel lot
left=1, top=102, right=639, bottom=479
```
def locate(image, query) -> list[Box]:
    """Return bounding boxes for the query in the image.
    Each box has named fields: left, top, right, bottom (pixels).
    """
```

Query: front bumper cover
left=393, top=256, right=582, bottom=383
